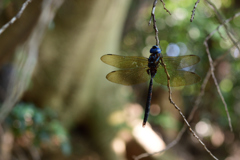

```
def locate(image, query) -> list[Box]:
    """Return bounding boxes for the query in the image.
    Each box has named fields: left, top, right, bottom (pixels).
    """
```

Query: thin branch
left=190, top=0, right=200, bottom=22
left=217, top=29, right=226, bottom=41
left=149, top=0, right=171, bottom=26
left=159, top=0, right=171, bottom=15
left=134, top=1, right=219, bottom=159
left=204, top=40, right=232, bottom=131
left=134, top=12, right=240, bottom=158
left=149, top=0, right=160, bottom=46
left=148, top=0, right=157, bottom=25
left=203, top=12, right=240, bottom=132
left=135, top=4, right=240, bottom=160
left=205, top=0, right=240, bottom=53
left=205, top=12, right=240, bottom=41
left=133, top=65, right=212, bottom=160
left=0, top=0, right=32, bottom=35
left=162, top=61, right=218, bottom=160
left=133, top=49, right=230, bottom=160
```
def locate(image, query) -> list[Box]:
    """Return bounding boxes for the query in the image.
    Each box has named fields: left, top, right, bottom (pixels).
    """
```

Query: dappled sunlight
left=108, top=110, right=125, bottom=126
left=108, top=103, right=143, bottom=126
left=231, top=48, right=240, bottom=58
left=211, top=126, right=224, bottom=147
left=142, top=45, right=152, bottom=57
left=111, top=130, right=132, bottom=157
left=220, top=78, right=233, bottom=93
left=173, top=8, right=188, bottom=21
left=195, top=120, right=213, bottom=137
left=188, top=27, right=200, bottom=40
left=165, top=15, right=177, bottom=27
left=211, top=0, right=222, bottom=9
left=166, top=43, right=180, bottom=56
left=132, top=122, right=166, bottom=153
left=111, top=137, right=126, bottom=155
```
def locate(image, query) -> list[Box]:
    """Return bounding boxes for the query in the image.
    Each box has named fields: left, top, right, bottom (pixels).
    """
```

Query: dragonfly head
left=150, top=45, right=161, bottom=54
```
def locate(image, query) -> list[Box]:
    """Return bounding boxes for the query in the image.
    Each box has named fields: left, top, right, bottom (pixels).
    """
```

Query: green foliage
left=6, top=103, right=71, bottom=155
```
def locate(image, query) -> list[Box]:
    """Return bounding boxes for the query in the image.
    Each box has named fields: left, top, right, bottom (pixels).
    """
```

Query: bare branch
left=133, top=48, right=230, bottom=160
left=149, top=0, right=171, bottom=26
left=159, top=0, right=171, bottom=15
left=162, top=60, right=218, bottom=160
left=134, top=11, right=240, bottom=158
left=205, top=12, right=240, bottom=41
left=0, top=0, right=32, bottom=35
left=134, top=0, right=219, bottom=159
left=217, top=29, right=226, bottom=41
left=149, top=0, right=160, bottom=46
left=204, top=40, right=232, bottom=131
left=205, top=0, right=240, bottom=53
left=203, top=12, right=240, bottom=132
left=148, top=0, right=157, bottom=26
left=190, top=0, right=200, bottom=22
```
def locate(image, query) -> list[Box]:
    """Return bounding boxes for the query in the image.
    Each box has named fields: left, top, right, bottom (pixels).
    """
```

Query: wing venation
left=101, top=54, right=148, bottom=69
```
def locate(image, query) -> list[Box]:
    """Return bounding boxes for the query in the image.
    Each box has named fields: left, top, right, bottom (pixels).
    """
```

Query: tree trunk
left=22, top=0, right=131, bottom=159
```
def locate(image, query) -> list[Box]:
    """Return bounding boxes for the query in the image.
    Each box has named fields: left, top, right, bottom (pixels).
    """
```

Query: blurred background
left=0, top=0, right=240, bottom=160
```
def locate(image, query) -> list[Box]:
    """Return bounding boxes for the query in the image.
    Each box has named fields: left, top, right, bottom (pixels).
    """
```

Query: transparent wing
left=162, top=55, right=200, bottom=69
left=101, top=54, right=148, bottom=69
left=106, top=67, right=150, bottom=85
left=154, top=68, right=201, bottom=87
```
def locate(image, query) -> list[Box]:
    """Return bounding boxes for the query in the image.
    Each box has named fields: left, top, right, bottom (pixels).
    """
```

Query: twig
left=134, top=15, right=238, bottom=159
left=205, top=12, right=240, bottom=41
left=133, top=49, right=230, bottom=160
left=205, top=0, right=240, bottom=53
left=159, top=0, right=171, bottom=15
left=190, top=0, right=200, bottom=22
left=0, top=0, right=32, bottom=35
left=156, top=2, right=218, bottom=159
left=134, top=0, right=219, bottom=159
left=204, top=40, right=232, bottom=131
left=133, top=64, right=213, bottom=160
left=149, top=0, right=160, bottom=46
left=0, top=0, right=64, bottom=123
left=162, top=61, right=218, bottom=160
left=148, top=0, right=156, bottom=25
left=217, top=29, right=226, bottom=41
left=203, top=12, right=240, bottom=131
left=149, top=0, right=171, bottom=27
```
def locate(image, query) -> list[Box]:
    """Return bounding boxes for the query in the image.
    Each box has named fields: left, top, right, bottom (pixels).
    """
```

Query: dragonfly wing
left=106, top=67, right=150, bottom=85
left=162, top=55, right=200, bottom=69
left=154, top=68, right=201, bottom=87
left=101, top=54, right=148, bottom=69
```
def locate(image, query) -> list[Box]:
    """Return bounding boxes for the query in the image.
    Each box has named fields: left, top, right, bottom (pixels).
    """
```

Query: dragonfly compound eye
left=150, top=45, right=161, bottom=54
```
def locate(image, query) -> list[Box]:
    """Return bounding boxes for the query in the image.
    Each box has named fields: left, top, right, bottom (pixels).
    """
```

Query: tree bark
left=22, top=0, right=131, bottom=159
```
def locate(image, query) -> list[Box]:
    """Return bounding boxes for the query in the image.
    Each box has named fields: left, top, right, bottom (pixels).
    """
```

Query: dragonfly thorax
left=148, top=46, right=162, bottom=78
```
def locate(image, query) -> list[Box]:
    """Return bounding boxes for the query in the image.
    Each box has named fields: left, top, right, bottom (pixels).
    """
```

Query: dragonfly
left=101, top=45, right=201, bottom=126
